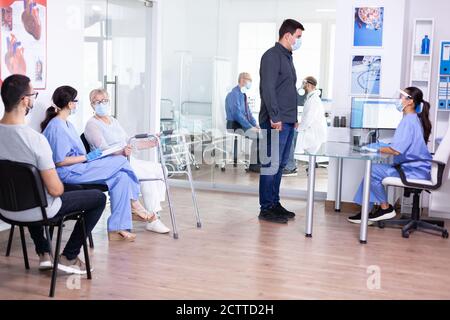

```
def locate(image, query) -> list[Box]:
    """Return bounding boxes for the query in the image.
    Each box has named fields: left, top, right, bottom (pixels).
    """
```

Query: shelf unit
left=429, top=40, right=450, bottom=219
left=409, top=19, right=434, bottom=100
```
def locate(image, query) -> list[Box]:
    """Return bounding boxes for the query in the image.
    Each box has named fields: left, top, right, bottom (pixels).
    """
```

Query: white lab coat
left=294, top=90, right=327, bottom=154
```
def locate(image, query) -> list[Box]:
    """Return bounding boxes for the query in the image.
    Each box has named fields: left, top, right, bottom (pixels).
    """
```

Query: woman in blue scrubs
left=348, top=87, right=433, bottom=224
left=41, top=86, right=154, bottom=241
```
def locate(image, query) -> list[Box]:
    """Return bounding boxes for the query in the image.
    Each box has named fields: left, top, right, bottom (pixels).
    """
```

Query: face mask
left=240, top=86, right=248, bottom=94
left=395, top=100, right=405, bottom=113
left=291, top=37, right=302, bottom=51
left=245, top=81, right=252, bottom=90
left=95, top=102, right=110, bottom=116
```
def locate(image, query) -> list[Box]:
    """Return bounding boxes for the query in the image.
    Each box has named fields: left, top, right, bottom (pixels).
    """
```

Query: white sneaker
left=38, top=253, right=53, bottom=271
left=57, top=255, right=93, bottom=275
left=146, top=219, right=170, bottom=234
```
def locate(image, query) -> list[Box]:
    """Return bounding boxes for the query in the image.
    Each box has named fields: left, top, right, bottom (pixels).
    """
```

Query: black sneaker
left=347, top=212, right=374, bottom=225
left=259, top=208, right=288, bottom=224
left=273, top=203, right=296, bottom=219
left=369, top=205, right=396, bottom=222
left=248, top=165, right=261, bottom=173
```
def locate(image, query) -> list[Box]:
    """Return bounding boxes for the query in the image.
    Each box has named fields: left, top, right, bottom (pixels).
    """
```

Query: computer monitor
left=350, top=97, right=403, bottom=130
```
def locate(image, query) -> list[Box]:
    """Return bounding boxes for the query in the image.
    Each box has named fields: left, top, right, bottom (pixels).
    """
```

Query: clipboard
left=99, top=143, right=126, bottom=158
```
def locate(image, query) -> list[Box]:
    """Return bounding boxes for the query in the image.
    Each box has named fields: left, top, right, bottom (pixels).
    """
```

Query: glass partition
left=161, top=0, right=337, bottom=194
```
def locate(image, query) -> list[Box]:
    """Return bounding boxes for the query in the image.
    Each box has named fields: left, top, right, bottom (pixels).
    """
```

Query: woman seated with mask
left=41, top=86, right=166, bottom=241
left=348, top=87, right=433, bottom=224
left=84, top=88, right=170, bottom=234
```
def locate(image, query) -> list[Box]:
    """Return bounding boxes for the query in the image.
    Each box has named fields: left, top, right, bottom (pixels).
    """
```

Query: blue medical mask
left=70, top=107, right=77, bottom=115
left=292, top=37, right=302, bottom=51
left=95, top=102, right=110, bottom=116
left=395, top=100, right=405, bottom=113
left=245, top=81, right=252, bottom=90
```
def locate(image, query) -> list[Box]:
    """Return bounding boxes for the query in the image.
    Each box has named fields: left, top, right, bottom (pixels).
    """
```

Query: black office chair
left=0, top=160, right=92, bottom=297
left=379, top=126, right=450, bottom=238
left=5, top=135, right=107, bottom=254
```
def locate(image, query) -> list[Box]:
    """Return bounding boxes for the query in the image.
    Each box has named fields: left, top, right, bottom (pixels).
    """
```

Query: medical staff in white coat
left=294, top=76, right=327, bottom=154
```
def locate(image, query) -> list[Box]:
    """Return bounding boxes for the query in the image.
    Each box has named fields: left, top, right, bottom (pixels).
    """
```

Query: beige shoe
left=57, top=255, right=92, bottom=275
left=131, top=208, right=155, bottom=222
left=108, top=230, right=136, bottom=242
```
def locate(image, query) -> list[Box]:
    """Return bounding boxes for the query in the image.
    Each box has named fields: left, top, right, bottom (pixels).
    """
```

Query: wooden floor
left=1, top=188, right=450, bottom=300
left=173, top=162, right=329, bottom=192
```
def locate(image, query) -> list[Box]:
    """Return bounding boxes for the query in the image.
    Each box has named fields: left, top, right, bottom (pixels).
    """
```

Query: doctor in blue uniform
left=41, top=86, right=151, bottom=241
left=348, top=87, right=433, bottom=224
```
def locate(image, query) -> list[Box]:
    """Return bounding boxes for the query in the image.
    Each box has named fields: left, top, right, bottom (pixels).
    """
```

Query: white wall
left=327, top=0, right=406, bottom=202
left=0, top=0, right=85, bottom=132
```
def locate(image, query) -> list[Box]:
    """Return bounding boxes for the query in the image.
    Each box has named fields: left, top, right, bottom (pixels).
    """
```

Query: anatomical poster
left=0, top=0, right=46, bottom=89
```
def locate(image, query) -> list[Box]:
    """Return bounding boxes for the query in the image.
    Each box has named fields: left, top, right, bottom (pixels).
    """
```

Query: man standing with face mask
left=258, top=19, right=304, bottom=224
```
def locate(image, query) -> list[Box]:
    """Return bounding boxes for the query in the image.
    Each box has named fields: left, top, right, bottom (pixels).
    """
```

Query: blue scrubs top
left=43, top=117, right=87, bottom=180
left=390, top=113, right=432, bottom=180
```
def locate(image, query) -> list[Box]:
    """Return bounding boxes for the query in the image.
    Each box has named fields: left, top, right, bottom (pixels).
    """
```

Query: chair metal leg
left=5, top=225, right=14, bottom=257
left=18, top=226, right=30, bottom=270
left=44, top=226, right=53, bottom=258
left=49, top=221, right=63, bottom=298
left=80, top=216, right=92, bottom=280
left=417, top=221, right=447, bottom=233
left=421, top=219, right=445, bottom=228
left=49, top=226, right=54, bottom=240
left=88, top=233, right=94, bottom=249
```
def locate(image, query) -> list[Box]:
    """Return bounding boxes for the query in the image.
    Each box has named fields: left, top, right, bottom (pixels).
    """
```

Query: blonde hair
left=89, top=88, right=109, bottom=105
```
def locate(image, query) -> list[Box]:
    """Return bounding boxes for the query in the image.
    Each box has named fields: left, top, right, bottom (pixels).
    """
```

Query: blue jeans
left=28, top=190, right=106, bottom=260
left=259, top=121, right=295, bottom=210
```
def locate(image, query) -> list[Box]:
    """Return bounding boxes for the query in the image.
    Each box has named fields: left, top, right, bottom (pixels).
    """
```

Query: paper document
left=100, top=143, right=126, bottom=158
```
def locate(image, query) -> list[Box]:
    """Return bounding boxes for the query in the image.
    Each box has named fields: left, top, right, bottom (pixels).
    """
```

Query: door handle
left=103, top=75, right=118, bottom=117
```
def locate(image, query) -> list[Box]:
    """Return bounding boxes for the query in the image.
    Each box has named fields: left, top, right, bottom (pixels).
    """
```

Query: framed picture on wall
left=351, top=55, right=382, bottom=96
left=0, top=0, right=47, bottom=89
left=353, top=7, right=384, bottom=47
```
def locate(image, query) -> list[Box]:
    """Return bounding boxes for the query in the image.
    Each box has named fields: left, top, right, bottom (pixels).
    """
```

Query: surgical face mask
left=291, top=37, right=302, bottom=51
left=240, top=86, right=248, bottom=94
left=245, top=81, right=252, bottom=90
left=94, top=102, right=110, bottom=116
left=395, top=100, right=405, bottom=113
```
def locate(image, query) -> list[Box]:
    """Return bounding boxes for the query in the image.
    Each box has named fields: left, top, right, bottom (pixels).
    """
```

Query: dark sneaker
left=282, top=168, right=298, bottom=177
left=273, top=203, right=296, bottom=219
left=347, top=212, right=374, bottom=225
left=248, top=165, right=261, bottom=173
left=369, top=205, right=396, bottom=222
left=259, top=209, right=288, bottom=224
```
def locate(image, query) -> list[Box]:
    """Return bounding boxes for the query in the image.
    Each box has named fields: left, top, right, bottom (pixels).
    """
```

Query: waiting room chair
left=380, top=125, right=450, bottom=239
left=0, top=160, right=92, bottom=297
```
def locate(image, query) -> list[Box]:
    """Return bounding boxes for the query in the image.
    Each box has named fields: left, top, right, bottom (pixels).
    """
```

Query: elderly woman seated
left=84, top=88, right=170, bottom=234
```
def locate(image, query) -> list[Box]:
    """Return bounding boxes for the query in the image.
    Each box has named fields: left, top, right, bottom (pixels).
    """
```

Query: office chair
left=0, top=160, right=92, bottom=297
left=4, top=135, right=103, bottom=255
left=379, top=126, right=450, bottom=239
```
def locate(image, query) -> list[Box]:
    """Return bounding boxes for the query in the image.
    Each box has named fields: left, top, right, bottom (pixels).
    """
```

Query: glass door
left=84, top=0, right=154, bottom=135
left=104, top=0, right=153, bottom=135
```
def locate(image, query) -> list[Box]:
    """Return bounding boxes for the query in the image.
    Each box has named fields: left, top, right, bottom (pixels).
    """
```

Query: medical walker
left=128, top=133, right=201, bottom=239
